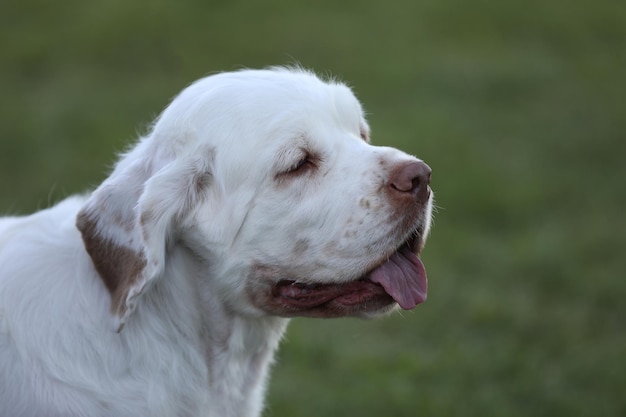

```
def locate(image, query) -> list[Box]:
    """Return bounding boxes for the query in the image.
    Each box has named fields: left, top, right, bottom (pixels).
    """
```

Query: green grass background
left=1, top=0, right=625, bottom=415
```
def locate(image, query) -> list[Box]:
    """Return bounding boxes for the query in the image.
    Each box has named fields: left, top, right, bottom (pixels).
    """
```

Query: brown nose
left=389, top=160, right=432, bottom=203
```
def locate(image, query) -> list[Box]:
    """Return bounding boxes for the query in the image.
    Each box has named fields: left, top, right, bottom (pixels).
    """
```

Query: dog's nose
left=389, top=160, right=432, bottom=203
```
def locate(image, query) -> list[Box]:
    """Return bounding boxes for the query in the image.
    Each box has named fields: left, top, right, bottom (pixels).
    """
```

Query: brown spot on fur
left=140, top=208, right=155, bottom=228
left=359, top=124, right=370, bottom=143
left=293, top=239, right=310, bottom=255
left=76, top=212, right=147, bottom=316
left=343, top=229, right=355, bottom=238
left=112, top=211, right=134, bottom=233
left=194, top=172, right=212, bottom=196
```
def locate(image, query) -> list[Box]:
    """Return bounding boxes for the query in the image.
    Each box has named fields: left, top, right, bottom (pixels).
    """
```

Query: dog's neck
left=200, top=309, right=289, bottom=416
left=142, top=246, right=289, bottom=417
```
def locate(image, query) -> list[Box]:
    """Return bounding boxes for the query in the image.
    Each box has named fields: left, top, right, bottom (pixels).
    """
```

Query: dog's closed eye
left=285, top=154, right=315, bottom=174
left=276, top=149, right=320, bottom=181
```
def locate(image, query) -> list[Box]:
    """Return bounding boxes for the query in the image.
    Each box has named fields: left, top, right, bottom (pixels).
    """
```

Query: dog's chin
left=248, top=232, right=428, bottom=319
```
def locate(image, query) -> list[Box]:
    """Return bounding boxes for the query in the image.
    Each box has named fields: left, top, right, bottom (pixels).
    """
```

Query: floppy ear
left=76, top=141, right=213, bottom=331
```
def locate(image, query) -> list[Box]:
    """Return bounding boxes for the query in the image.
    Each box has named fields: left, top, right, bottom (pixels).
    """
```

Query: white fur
left=0, top=68, right=432, bottom=417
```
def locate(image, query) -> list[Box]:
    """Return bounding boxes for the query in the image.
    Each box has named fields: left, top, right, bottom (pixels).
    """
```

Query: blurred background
left=1, top=0, right=624, bottom=415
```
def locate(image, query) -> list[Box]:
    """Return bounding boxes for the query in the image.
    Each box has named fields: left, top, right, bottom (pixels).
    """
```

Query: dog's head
left=77, top=68, right=433, bottom=329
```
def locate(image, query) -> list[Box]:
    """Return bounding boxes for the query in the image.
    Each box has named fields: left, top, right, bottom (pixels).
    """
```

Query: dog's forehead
left=154, top=69, right=369, bottom=160
left=200, top=70, right=363, bottom=123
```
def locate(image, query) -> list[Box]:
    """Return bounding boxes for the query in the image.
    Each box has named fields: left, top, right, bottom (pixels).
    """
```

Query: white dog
left=0, top=67, right=433, bottom=417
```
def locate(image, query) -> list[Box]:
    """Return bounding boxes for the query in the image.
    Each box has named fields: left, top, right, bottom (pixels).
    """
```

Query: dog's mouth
left=272, top=235, right=427, bottom=313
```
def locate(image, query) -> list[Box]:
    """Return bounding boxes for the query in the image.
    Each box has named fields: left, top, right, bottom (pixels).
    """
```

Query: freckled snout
left=388, top=160, right=432, bottom=204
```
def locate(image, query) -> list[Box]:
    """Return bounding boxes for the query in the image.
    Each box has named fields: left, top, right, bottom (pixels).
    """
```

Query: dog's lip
left=273, top=234, right=427, bottom=310
left=273, top=278, right=391, bottom=309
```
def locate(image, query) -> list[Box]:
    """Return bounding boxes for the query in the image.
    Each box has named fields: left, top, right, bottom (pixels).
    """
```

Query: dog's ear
left=76, top=141, right=213, bottom=331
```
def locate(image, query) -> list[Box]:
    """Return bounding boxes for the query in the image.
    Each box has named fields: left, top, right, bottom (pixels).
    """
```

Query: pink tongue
left=369, top=246, right=428, bottom=309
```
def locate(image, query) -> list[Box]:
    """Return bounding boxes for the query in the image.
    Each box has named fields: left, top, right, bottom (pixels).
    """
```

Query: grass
left=1, top=0, right=625, bottom=415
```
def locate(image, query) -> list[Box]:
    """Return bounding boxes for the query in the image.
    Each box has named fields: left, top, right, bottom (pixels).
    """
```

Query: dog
left=0, top=67, right=433, bottom=417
